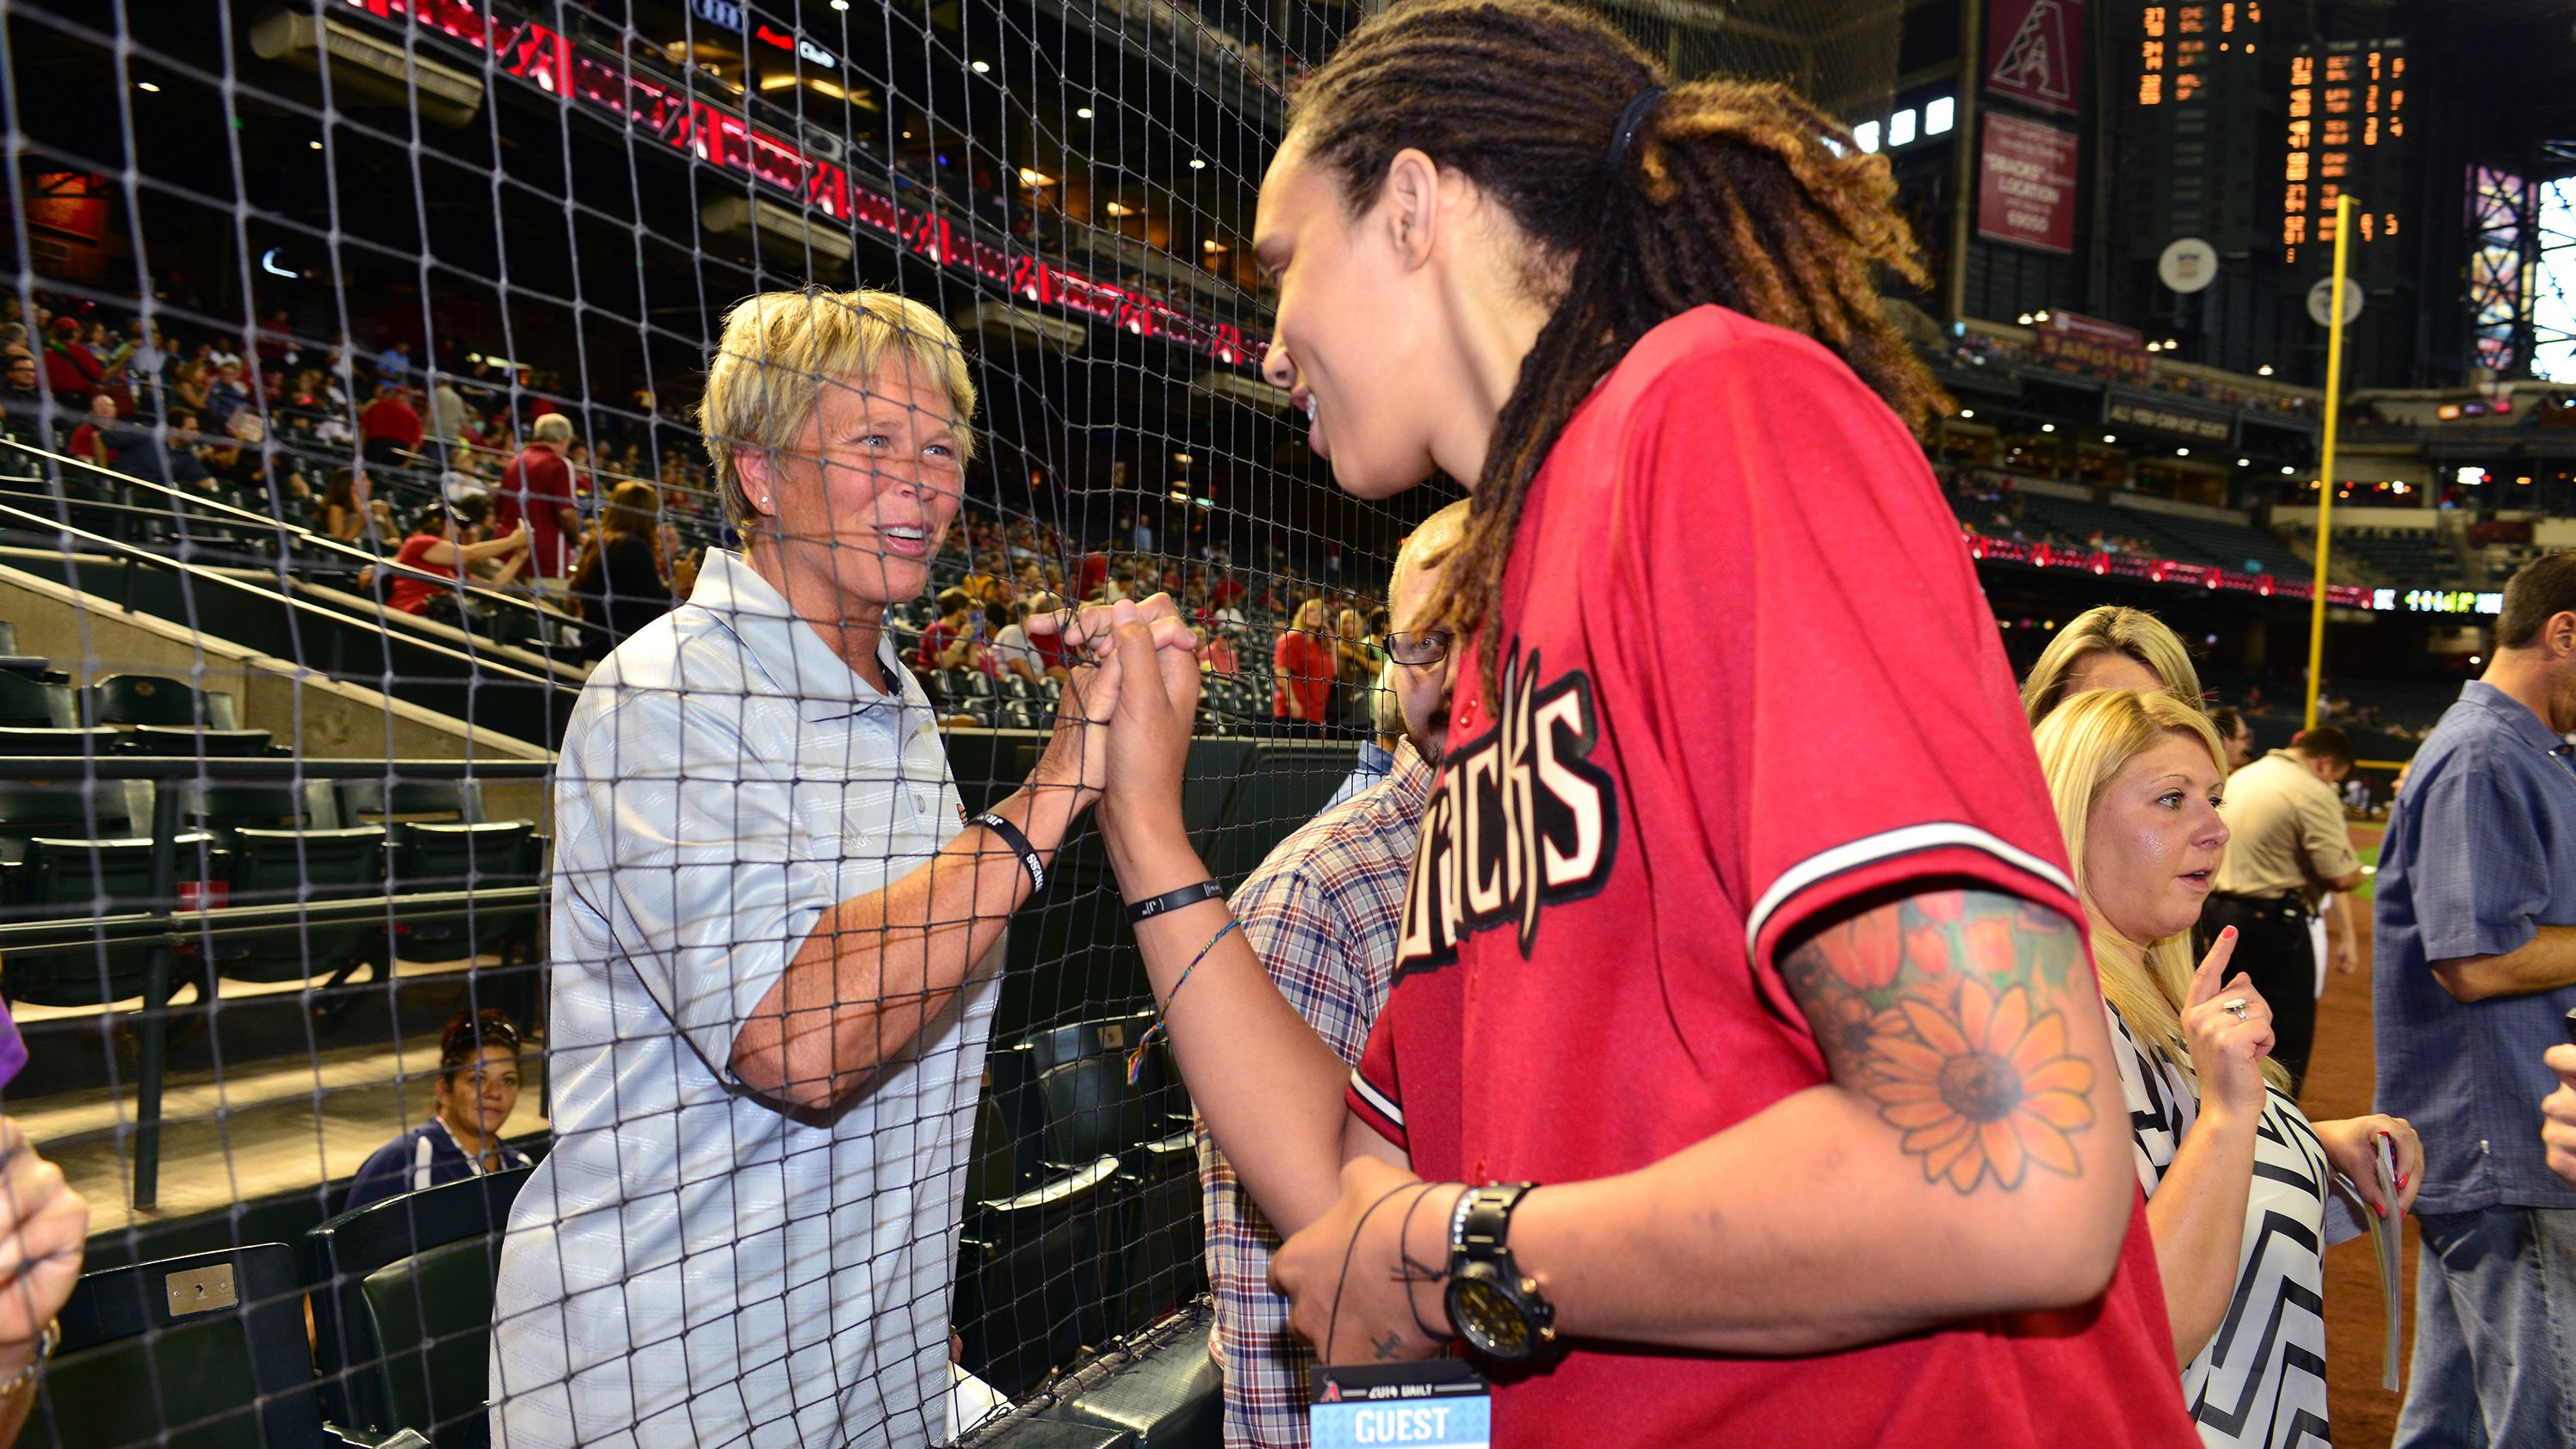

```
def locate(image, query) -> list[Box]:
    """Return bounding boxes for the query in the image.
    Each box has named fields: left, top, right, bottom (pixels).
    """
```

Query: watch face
left=1447, top=1275, right=1532, bottom=1359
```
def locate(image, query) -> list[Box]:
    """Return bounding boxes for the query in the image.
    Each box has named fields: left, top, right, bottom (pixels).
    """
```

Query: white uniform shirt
left=491, top=549, right=998, bottom=1449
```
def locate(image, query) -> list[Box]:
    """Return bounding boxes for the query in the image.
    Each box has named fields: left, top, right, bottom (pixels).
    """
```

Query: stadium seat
left=954, top=1149, right=1122, bottom=1399
left=1052, top=1314, right=1223, bottom=1449
left=303, top=1167, right=533, bottom=1446
left=121, top=724, right=277, bottom=756
left=0, top=669, right=73, bottom=727
left=338, top=779, right=490, bottom=826
left=984, top=1420, right=1136, bottom=1447
left=1000, top=700, right=1046, bottom=731
left=221, top=825, right=389, bottom=984
left=388, top=820, right=537, bottom=962
left=1022, top=1022, right=1206, bottom=1334
left=50, top=1242, right=409, bottom=1448
left=90, top=672, right=238, bottom=730
left=0, top=830, right=217, bottom=1007
left=0, top=724, right=113, bottom=755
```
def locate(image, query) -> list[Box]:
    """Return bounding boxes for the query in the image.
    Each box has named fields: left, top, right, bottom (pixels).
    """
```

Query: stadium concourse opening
left=0, top=0, right=2573, bottom=1446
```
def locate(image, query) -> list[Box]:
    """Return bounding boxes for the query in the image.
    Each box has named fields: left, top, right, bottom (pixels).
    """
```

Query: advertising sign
left=1977, top=113, right=2079, bottom=253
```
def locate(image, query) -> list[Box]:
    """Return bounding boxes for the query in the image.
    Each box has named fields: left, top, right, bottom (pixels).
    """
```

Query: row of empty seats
left=0, top=774, right=540, bottom=1008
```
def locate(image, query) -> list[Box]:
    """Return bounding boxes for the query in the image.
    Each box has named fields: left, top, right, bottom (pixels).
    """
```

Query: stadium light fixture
left=2017, top=312, right=2032, bottom=324
left=1189, top=157, right=1208, bottom=170
left=2177, top=447, right=2190, bottom=456
left=1888, top=109, right=1917, bottom=146
left=970, top=60, right=990, bottom=73
left=1925, top=96, right=1955, bottom=136
left=1957, top=409, right=1974, bottom=418
left=2035, top=310, right=2052, bottom=322
left=1018, top=168, right=1055, bottom=188
left=1202, top=239, right=1224, bottom=252
left=2281, top=466, right=2296, bottom=475
left=2040, top=422, right=2055, bottom=433
left=831, top=0, right=850, bottom=8
left=1853, top=120, right=1881, bottom=153
left=1077, top=107, right=1094, bottom=119
left=2257, top=363, right=2274, bottom=376
left=2237, top=457, right=2251, bottom=467
left=308, top=140, right=322, bottom=150
left=2146, top=342, right=2162, bottom=352
left=2103, top=434, right=2116, bottom=443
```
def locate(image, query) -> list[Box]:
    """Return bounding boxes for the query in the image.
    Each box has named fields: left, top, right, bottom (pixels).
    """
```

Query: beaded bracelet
left=1126, top=918, right=1240, bottom=1084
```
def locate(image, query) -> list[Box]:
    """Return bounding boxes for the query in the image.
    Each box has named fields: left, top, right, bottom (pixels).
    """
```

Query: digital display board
left=2126, top=3, right=2266, bottom=256
left=2281, top=38, right=2408, bottom=276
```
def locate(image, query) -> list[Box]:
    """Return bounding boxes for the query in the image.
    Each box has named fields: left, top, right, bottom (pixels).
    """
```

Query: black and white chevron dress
left=2109, top=1010, right=2336, bottom=1449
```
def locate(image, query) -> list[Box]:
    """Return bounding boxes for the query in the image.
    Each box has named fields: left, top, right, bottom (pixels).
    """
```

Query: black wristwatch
left=1443, top=1182, right=1555, bottom=1363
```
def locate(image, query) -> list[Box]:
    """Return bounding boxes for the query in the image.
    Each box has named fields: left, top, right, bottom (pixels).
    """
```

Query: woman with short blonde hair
left=2033, top=688, right=2418, bottom=1446
left=2023, top=604, right=2204, bottom=726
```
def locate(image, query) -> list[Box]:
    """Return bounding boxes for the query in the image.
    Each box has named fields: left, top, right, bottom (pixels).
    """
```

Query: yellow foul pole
left=2304, top=191, right=2356, bottom=731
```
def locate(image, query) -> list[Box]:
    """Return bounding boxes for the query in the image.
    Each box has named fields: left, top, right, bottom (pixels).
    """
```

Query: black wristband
left=1126, top=879, right=1224, bottom=923
left=970, top=812, right=1046, bottom=891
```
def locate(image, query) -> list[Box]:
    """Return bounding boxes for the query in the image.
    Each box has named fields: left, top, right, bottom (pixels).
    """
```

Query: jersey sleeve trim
left=1345, top=1065, right=1406, bottom=1148
left=1745, top=821, right=2079, bottom=959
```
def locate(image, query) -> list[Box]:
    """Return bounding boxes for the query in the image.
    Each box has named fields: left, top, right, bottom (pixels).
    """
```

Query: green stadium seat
left=90, top=672, right=239, bottom=730
left=0, top=724, right=114, bottom=755
left=0, top=669, right=73, bottom=727
left=388, top=820, right=536, bottom=963
left=303, top=1167, right=532, bottom=1446
left=122, top=724, right=277, bottom=757
left=50, top=1242, right=409, bottom=1448
left=985, top=1420, right=1136, bottom=1447
left=1053, top=1315, right=1223, bottom=1449
left=1, top=830, right=217, bottom=1006
left=955, top=1149, right=1122, bottom=1399
left=220, top=826, right=388, bottom=984
left=337, top=779, right=489, bottom=826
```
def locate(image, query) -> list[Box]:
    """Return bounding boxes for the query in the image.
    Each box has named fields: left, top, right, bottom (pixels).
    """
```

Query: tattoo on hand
left=1780, top=889, right=2096, bottom=1194
left=1371, top=1331, right=1405, bottom=1361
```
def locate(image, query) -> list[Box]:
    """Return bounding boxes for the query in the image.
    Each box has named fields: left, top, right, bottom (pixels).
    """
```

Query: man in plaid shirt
left=1195, top=502, right=1466, bottom=1448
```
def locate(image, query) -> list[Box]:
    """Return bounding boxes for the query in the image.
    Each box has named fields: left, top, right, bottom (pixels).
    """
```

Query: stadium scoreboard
left=2125, top=3, right=2269, bottom=258
left=2281, top=38, right=2411, bottom=285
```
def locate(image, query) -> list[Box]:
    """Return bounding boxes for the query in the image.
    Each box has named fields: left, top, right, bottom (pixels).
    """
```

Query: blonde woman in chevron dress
left=2033, top=689, right=2424, bottom=1448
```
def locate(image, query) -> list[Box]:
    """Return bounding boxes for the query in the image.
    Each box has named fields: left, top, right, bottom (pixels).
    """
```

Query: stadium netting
left=0, top=2, right=1900, bottom=1445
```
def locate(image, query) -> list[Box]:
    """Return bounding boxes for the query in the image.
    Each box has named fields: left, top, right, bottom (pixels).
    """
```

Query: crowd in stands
left=1, top=287, right=1398, bottom=698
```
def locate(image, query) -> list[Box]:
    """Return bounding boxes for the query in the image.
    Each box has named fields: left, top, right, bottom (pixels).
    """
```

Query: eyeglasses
left=1384, top=629, right=1452, bottom=667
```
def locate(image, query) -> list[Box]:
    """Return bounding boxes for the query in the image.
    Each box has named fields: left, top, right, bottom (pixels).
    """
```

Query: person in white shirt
left=489, top=288, right=1186, bottom=1449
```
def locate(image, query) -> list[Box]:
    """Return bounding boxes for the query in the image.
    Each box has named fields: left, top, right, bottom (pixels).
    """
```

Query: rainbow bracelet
left=1127, top=918, right=1240, bottom=1085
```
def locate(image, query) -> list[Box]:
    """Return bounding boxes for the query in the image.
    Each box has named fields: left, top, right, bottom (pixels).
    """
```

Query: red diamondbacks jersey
left=1345, top=306, right=2197, bottom=1447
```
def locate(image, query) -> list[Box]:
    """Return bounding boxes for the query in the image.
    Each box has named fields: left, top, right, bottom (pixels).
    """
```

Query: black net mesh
left=0, top=3, right=1898, bottom=1446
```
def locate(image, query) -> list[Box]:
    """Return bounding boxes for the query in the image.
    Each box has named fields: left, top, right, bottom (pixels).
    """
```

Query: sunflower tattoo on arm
left=1780, top=890, right=2096, bottom=1193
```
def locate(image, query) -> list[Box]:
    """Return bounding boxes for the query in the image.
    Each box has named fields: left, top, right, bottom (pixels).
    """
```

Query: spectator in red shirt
left=360, top=383, right=423, bottom=470
left=496, top=413, right=583, bottom=581
left=65, top=392, right=120, bottom=467
left=913, top=587, right=983, bottom=674
left=1071, top=6, right=2198, bottom=1445
left=385, top=496, right=528, bottom=615
left=1271, top=596, right=1334, bottom=731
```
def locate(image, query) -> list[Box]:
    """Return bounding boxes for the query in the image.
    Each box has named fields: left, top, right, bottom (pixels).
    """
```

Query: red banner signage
left=2030, top=309, right=2148, bottom=382
left=335, top=0, right=1252, bottom=367
left=1985, top=0, right=2085, bottom=115
left=1976, top=112, right=2079, bottom=254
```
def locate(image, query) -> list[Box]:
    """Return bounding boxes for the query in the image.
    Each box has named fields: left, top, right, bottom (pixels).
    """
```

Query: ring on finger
left=2222, top=996, right=2251, bottom=1022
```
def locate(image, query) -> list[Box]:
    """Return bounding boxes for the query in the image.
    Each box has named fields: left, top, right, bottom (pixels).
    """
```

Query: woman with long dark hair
left=567, top=480, right=685, bottom=660
left=1066, top=3, right=2202, bottom=1442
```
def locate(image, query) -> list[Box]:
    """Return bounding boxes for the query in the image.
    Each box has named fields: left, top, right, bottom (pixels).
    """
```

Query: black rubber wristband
left=1126, top=879, right=1224, bottom=923
left=971, top=812, right=1045, bottom=891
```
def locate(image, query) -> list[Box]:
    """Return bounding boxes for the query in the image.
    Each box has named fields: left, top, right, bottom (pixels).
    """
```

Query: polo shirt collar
left=689, top=548, right=909, bottom=715
left=2459, top=681, right=2573, bottom=757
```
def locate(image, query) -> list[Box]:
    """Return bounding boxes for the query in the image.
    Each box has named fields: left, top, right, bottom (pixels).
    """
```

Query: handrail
left=0, top=885, right=545, bottom=953
left=0, top=757, right=552, bottom=780
left=0, top=440, right=602, bottom=635
left=0, top=498, right=575, bottom=697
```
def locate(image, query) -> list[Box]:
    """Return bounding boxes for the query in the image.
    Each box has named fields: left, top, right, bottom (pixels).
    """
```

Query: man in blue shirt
left=2375, top=551, right=2576, bottom=1449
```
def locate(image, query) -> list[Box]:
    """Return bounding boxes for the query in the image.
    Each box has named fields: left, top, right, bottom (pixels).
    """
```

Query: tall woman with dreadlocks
left=1068, top=1, right=2200, bottom=1440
